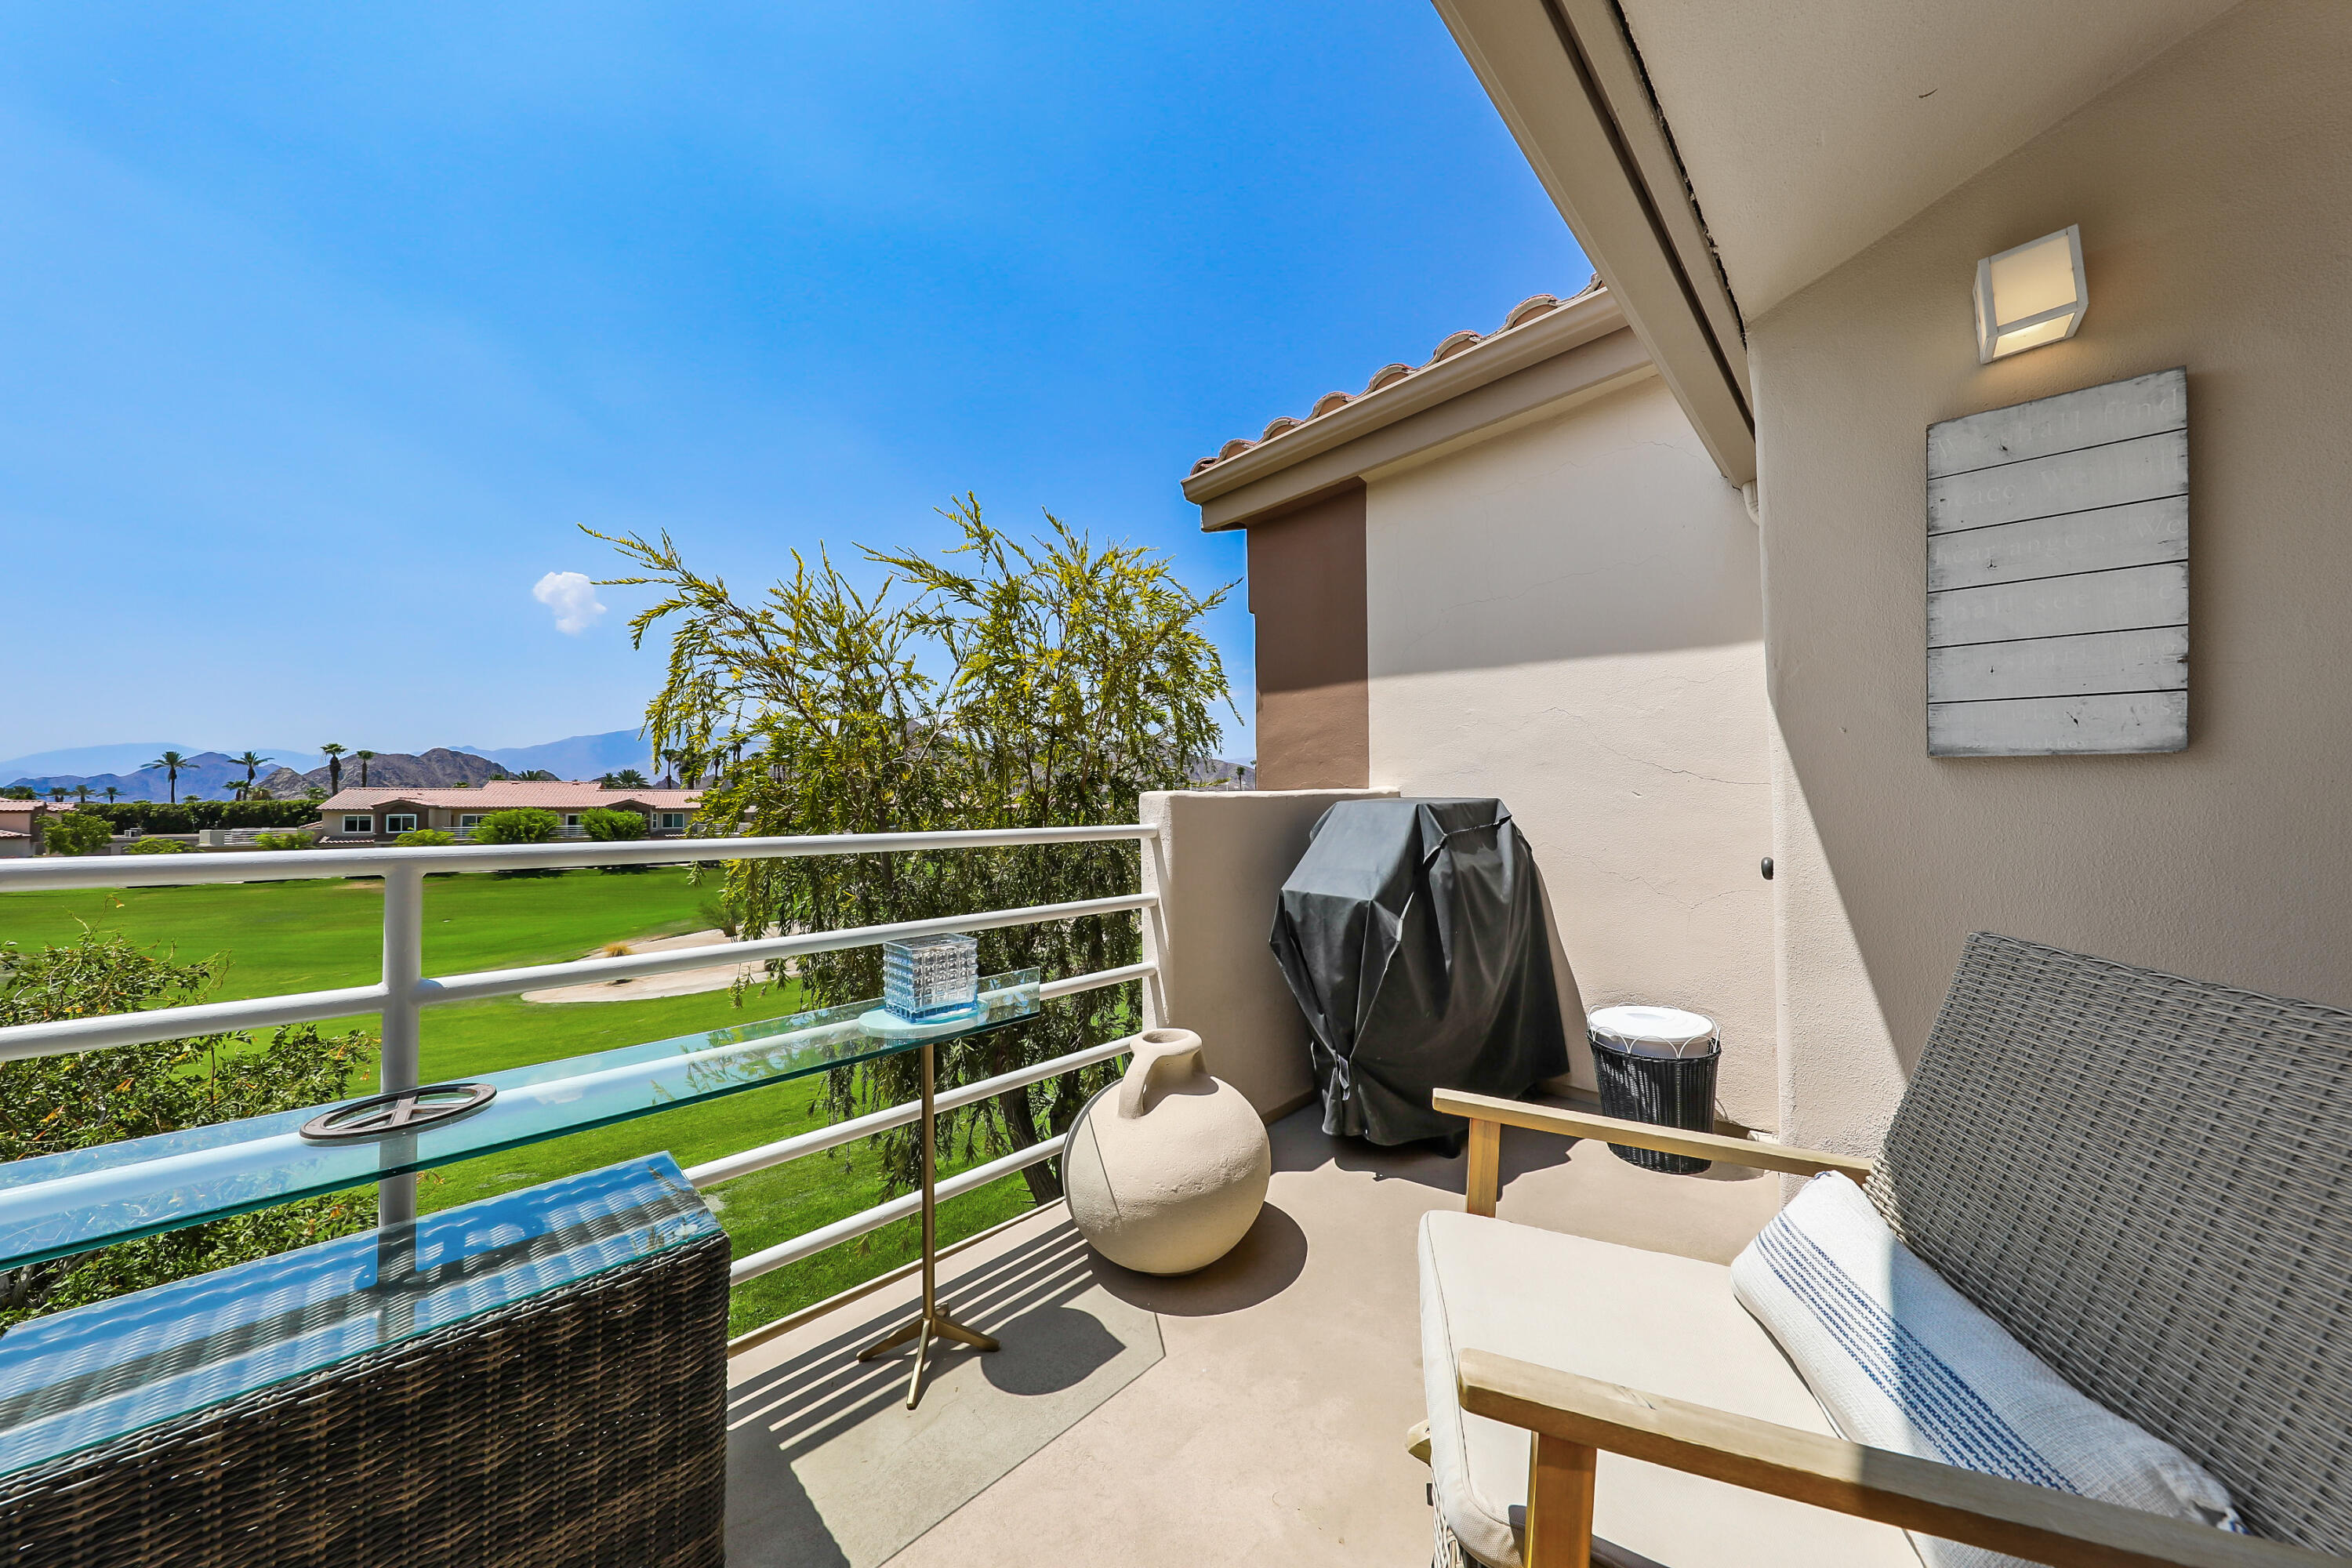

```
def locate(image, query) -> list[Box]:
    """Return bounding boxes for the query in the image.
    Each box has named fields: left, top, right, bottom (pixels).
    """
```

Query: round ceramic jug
left=1063, top=1028, right=1271, bottom=1275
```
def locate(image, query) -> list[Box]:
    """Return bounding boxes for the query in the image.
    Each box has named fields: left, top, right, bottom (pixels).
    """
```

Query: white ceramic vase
left=1063, top=1028, right=1272, bottom=1275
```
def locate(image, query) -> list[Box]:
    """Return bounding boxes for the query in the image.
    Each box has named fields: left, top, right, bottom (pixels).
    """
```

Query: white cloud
left=532, top=570, right=606, bottom=634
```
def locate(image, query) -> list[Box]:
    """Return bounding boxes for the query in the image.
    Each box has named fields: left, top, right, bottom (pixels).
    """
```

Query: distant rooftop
left=316, top=781, right=701, bottom=812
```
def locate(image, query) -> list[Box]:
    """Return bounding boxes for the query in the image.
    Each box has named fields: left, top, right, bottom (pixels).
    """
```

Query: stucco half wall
left=1138, top=787, right=1396, bottom=1122
left=1752, top=0, right=2352, bottom=1156
left=1363, top=375, right=1777, bottom=1131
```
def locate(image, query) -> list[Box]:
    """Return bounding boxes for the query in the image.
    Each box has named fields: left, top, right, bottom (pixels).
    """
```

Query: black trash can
left=1588, top=1005, right=1719, bottom=1174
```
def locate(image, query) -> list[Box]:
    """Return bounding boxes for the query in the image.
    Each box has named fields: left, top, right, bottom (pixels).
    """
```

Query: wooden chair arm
left=1457, top=1350, right=2339, bottom=1568
left=1434, top=1087, right=1873, bottom=1203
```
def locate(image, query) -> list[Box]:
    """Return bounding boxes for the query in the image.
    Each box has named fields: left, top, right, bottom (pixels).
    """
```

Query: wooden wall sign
left=1926, top=367, right=2187, bottom=755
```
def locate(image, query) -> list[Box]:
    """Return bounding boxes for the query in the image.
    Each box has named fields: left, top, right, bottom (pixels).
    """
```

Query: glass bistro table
left=0, top=969, right=1045, bottom=1504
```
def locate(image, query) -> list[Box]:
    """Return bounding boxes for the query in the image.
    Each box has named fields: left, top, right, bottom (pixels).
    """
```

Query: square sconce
left=1974, top=225, right=2087, bottom=362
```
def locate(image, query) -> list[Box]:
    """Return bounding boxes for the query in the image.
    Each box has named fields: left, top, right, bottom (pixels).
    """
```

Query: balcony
left=724, top=1100, right=1772, bottom=1568
left=0, top=791, right=2340, bottom=1568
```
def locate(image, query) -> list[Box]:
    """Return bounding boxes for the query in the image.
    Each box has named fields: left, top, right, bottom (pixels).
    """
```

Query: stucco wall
left=1363, top=374, right=1777, bottom=1129
left=1752, top=0, right=2352, bottom=1155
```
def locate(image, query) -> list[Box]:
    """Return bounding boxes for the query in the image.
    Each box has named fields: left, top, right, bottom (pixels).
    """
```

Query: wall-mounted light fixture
left=1974, top=225, right=2086, bottom=362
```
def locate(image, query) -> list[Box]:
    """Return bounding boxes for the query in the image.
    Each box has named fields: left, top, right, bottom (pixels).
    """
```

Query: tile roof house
left=0, top=800, right=49, bottom=858
left=313, top=781, right=703, bottom=844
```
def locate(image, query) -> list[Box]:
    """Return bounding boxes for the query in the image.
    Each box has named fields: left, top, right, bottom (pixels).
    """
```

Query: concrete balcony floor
left=724, top=1105, right=1782, bottom=1567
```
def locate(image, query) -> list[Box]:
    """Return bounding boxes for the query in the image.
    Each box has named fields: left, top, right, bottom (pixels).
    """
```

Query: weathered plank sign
left=1926, top=367, right=2187, bottom=755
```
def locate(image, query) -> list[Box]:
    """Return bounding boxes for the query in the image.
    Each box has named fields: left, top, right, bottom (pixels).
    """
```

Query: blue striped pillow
left=1731, top=1174, right=2245, bottom=1568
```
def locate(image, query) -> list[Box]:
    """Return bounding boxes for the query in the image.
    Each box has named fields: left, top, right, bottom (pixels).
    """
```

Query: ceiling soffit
left=1613, top=0, right=2239, bottom=319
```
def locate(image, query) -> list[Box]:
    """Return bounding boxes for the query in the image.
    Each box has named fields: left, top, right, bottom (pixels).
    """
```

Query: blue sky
left=0, top=3, right=1582, bottom=765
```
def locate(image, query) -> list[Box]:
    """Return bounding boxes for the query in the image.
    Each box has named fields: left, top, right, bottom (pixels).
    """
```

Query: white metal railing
left=0, top=825, right=1159, bottom=1287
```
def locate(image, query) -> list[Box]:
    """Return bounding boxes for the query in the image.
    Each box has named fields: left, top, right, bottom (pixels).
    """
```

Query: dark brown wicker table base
left=0, top=1229, right=729, bottom=1568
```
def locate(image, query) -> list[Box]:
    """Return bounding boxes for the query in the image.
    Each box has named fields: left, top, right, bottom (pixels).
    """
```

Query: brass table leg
left=855, top=1036, right=999, bottom=1408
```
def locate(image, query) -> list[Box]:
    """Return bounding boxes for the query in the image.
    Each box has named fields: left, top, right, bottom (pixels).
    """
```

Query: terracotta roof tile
left=1425, top=328, right=1483, bottom=364
left=1189, top=281, right=1602, bottom=477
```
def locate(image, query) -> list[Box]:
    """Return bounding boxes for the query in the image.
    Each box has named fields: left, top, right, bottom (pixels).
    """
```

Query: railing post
left=377, top=862, right=424, bottom=1235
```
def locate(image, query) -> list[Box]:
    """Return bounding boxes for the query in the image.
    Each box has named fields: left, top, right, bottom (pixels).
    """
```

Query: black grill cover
left=1269, top=797, right=1569, bottom=1145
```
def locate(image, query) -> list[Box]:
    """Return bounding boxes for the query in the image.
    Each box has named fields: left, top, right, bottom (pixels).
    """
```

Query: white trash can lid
left=1588, top=1005, right=1717, bottom=1058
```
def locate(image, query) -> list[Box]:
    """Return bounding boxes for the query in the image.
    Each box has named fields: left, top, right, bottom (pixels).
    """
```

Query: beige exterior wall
left=1361, top=374, right=1779, bottom=1129
left=1753, top=1, right=2352, bottom=1155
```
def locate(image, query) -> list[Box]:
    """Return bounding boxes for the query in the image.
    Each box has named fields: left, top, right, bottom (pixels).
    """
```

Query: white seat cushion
left=1732, top=1174, right=2246, bottom=1568
left=1420, top=1210, right=1922, bottom=1568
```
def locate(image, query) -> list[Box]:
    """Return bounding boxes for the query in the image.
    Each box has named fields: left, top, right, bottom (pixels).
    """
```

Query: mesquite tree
left=596, top=497, right=1232, bottom=1201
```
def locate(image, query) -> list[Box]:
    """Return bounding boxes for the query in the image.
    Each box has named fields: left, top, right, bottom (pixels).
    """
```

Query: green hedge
left=69, top=800, right=320, bottom=834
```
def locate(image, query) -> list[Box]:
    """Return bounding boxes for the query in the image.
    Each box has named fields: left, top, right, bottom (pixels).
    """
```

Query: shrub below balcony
left=473, top=808, right=564, bottom=876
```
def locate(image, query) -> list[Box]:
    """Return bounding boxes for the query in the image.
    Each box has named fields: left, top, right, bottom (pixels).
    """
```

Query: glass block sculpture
left=882, top=933, right=981, bottom=1023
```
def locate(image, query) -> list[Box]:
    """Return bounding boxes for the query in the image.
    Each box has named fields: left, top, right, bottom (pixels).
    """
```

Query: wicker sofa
left=1417, top=932, right=2352, bottom=1568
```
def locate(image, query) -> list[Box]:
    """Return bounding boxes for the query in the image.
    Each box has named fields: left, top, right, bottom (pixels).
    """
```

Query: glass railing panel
left=0, top=970, right=1040, bottom=1272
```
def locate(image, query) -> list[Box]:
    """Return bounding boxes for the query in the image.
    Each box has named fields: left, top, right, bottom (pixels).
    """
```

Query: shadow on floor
left=725, top=1218, right=1163, bottom=1568
left=1298, top=1091, right=1773, bottom=1200
left=1087, top=1200, right=1309, bottom=1317
left=1294, top=1112, right=1577, bottom=1198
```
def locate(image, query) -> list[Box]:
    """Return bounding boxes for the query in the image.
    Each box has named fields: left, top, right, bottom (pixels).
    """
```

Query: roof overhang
left=1441, top=0, right=2236, bottom=338
left=1432, top=0, right=1755, bottom=485
left=1610, top=0, right=2236, bottom=320
left=1185, top=288, right=1652, bottom=529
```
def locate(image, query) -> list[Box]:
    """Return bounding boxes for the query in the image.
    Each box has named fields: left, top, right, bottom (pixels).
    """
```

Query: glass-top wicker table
left=0, top=968, right=1046, bottom=1486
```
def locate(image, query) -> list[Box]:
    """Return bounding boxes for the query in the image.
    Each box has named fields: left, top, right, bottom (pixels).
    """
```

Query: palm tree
left=354, top=750, right=376, bottom=786
left=47, top=786, right=68, bottom=803
left=72, top=783, right=93, bottom=805
left=143, top=750, right=198, bottom=804
left=319, top=743, right=348, bottom=796
left=230, top=751, right=274, bottom=802
left=604, top=768, right=650, bottom=790
left=103, top=786, right=120, bottom=804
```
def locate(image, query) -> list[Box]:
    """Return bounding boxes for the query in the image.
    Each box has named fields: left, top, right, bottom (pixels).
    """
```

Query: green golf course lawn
left=0, top=869, right=1039, bottom=1333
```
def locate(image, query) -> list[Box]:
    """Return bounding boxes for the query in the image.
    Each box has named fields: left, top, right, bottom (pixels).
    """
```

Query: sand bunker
left=521, top=927, right=776, bottom=1004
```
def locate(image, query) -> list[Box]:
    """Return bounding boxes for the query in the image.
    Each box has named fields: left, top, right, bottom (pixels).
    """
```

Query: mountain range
left=6, top=731, right=1256, bottom=800
left=254, top=749, right=518, bottom=797
left=2, top=731, right=655, bottom=802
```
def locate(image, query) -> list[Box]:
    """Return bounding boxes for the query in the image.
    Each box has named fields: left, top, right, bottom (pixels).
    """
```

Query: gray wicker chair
left=1428, top=931, right=2352, bottom=1567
